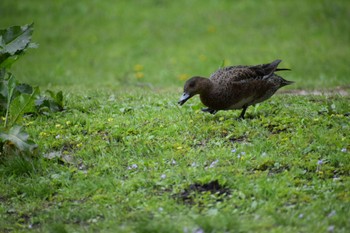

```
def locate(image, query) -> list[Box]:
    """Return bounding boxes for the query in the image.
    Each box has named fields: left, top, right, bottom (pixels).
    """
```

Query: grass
left=0, top=0, right=349, bottom=88
left=1, top=90, right=349, bottom=232
left=1, top=0, right=350, bottom=232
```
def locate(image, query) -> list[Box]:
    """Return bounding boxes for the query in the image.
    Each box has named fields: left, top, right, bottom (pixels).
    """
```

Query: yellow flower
left=107, top=117, right=113, bottom=122
left=66, top=121, right=71, bottom=125
left=178, top=73, right=189, bottom=81
left=135, top=72, right=144, bottom=79
left=77, top=143, right=83, bottom=148
left=55, top=124, right=62, bottom=128
left=39, top=132, right=47, bottom=137
left=134, top=64, right=144, bottom=72
left=207, top=25, right=216, bottom=33
left=25, top=121, right=34, bottom=126
left=199, top=54, right=207, bottom=61
left=223, top=59, right=232, bottom=66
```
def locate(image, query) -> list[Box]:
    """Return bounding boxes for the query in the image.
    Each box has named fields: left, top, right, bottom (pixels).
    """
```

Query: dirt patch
left=229, top=135, right=249, bottom=144
left=279, top=86, right=350, bottom=96
left=174, top=180, right=231, bottom=205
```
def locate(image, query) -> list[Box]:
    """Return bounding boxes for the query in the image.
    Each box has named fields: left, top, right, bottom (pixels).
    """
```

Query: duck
left=178, top=59, right=293, bottom=119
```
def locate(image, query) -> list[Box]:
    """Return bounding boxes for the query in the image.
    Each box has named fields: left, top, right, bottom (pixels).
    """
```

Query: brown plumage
left=178, top=59, right=293, bottom=119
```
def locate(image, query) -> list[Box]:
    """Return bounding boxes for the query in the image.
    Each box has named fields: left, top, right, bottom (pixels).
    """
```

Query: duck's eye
left=189, top=82, right=195, bottom=88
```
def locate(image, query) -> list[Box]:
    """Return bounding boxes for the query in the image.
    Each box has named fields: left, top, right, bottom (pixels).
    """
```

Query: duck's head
left=178, top=76, right=209, bottom=106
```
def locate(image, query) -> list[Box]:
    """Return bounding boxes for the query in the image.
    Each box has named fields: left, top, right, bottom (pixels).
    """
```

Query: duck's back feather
left=209, top=59, right=288, bottom=84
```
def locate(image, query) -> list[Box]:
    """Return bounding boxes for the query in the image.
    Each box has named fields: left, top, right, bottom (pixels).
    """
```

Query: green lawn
left=1, top=0, right=349, bottom=88
left=1, top=1, right=350, bottom=232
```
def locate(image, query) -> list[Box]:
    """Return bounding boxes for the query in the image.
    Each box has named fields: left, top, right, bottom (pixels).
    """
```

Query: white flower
left=341, top=148, right=347, bottom=153
left=209, top=159, right=219, bottom=168
left=193, top=228, right=204, bottom=233
left=328, top=210, right=336, bottom=218
left=128, top=164, right=138, bottom=170
left=160, top=174, right=166, bottom=179
left=328, top=225, right=335, bottom=232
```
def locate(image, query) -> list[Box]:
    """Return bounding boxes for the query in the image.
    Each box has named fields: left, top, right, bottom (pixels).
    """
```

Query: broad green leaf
left=0, top=68, right=5, bottom=79
left=0, top=55, right=19, bottom=69
left=9, top=86, right=39, bottom=125
left=16, top=83, right=33, bottom=94
left=0, top=125, right=37, bottom=152
left=55, top=91, right=63, bottom=106
left=0, top=23, right=34, bottom=55
left=3, top=73, right=17, bottom=126
left=35, top=90, right=64, bottom=114
left=0, top=24, right=37, bottom=68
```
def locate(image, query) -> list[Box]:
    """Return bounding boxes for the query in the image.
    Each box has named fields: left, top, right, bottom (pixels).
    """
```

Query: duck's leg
left=202, top=108, right=218, bottom=115
left=239, top=105, right=248, bottom=119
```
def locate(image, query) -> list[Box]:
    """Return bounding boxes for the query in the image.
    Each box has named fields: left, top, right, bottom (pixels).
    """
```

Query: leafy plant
left=0, top=125, right=37, bottom=154
left=0, top=23, right=37, bottom=69
left=36, top=90, right=64, bottom=115
left=0, top=24, right=64, bottom=156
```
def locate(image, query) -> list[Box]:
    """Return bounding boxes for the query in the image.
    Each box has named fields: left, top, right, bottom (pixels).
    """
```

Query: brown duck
left=178, top=59, right=293, bottom=119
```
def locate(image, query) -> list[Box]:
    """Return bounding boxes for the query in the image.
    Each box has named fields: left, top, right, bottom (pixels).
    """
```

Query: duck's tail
left=254, top=59, right=291, bottom=75
left=279, top=77, right=294, bottom=87
left=276, top=68, right=291, bottom=72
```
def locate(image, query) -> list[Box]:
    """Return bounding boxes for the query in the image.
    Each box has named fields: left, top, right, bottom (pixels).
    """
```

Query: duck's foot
left=202, top=108, right=218, bottom=115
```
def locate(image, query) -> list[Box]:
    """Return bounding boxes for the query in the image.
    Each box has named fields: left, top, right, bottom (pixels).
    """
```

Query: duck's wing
left=209, top=60, right=290, bottom=83
left=209, top=65, right=264, bottom=83
left=250, top=59, right=291, bottom=75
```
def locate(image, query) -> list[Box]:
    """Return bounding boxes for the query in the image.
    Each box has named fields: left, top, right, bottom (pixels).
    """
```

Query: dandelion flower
left=207, top=25, right=216, bottom=33
left=178, top=73, right=189, bottom=81
left=199, top=54, right=207, bottom=61
left=135, top=72, right=144, bottom=79
left=133, top=64, right=143, bottom=72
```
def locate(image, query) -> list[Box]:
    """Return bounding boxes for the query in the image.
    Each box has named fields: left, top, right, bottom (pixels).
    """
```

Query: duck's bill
left=178, top=92, right=191, bottom=105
